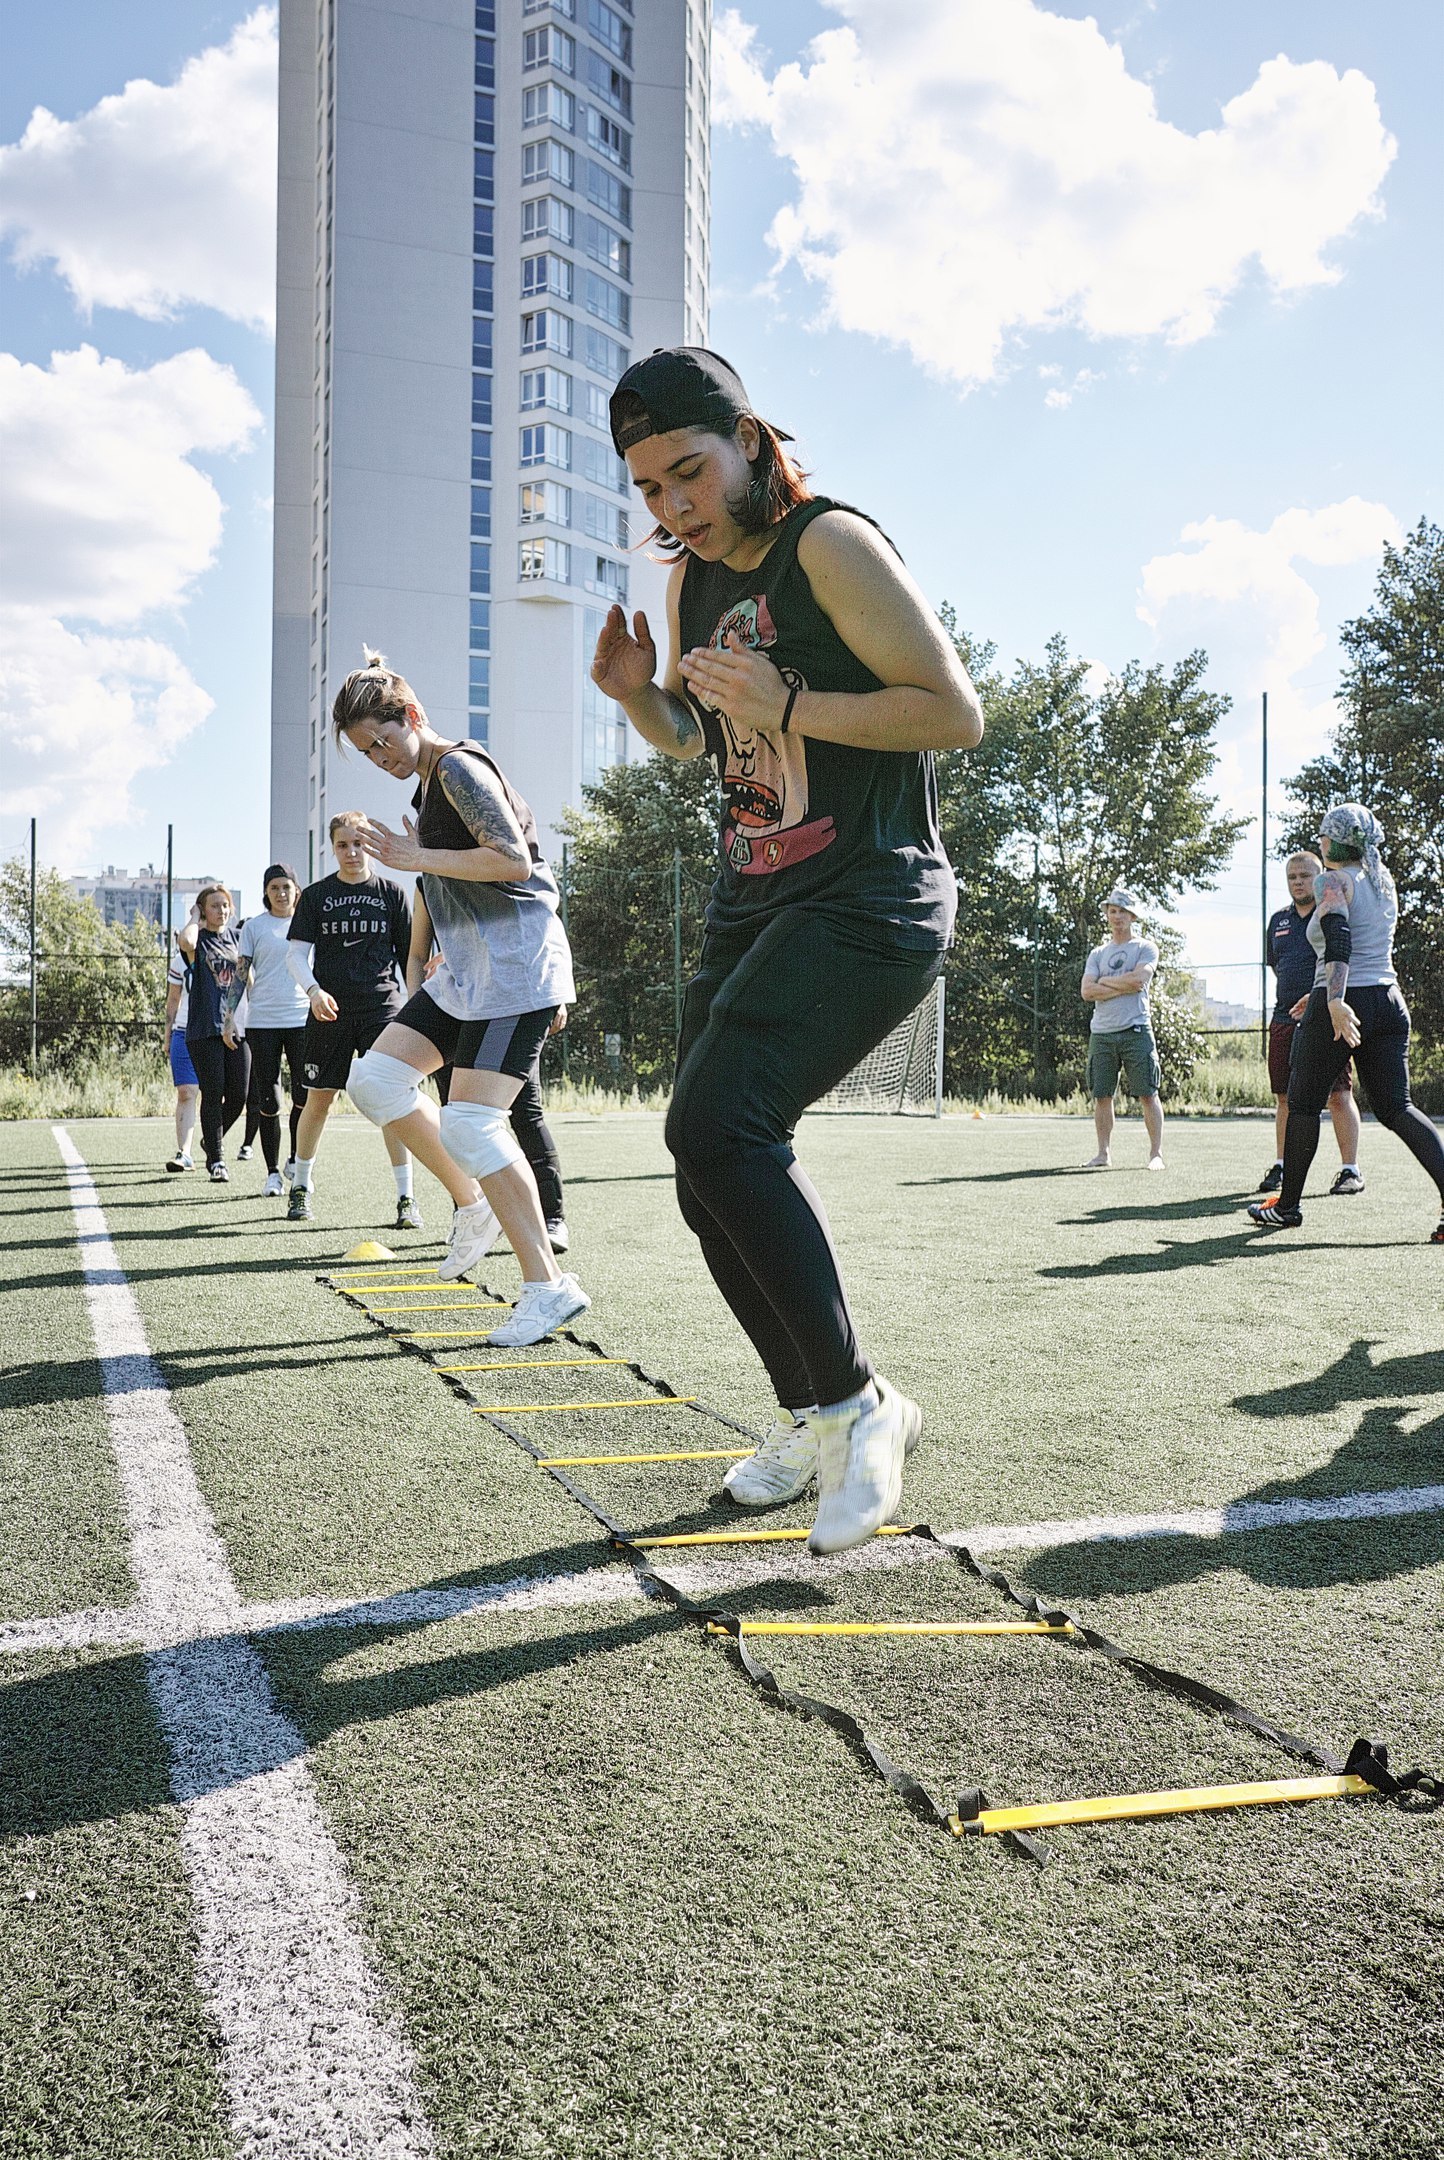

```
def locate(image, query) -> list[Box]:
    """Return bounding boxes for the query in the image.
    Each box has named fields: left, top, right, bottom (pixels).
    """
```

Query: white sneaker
left=283, top=1157, right=297, bottom=1183
left=546, top=1218, right=570, bottom=1255
left=722, top=1414, right=816, bottom=1506
left=263, top=1170, right=284, bottom=1198
left=437, top=1200, right=501, bottom=1281
left=485, top=1275, right=591, bottom=1348
left=807, top=1378, right=921, bottom=1556
left=1147, top=1154, right=1165, bottom=1172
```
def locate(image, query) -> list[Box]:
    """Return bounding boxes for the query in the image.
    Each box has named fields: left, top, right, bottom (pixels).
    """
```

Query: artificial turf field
left=2, top=1109, right=1441, bottom=2159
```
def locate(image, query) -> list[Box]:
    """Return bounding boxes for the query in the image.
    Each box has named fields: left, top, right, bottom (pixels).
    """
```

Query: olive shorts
left=1087, top=1023, right=1161, bottom=1100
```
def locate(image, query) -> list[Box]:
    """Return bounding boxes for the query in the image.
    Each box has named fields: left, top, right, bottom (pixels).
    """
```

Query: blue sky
left=2, top=0, right=1439, bottom=996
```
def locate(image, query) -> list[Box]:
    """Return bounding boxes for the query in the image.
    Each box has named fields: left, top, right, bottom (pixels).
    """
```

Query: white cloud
left=0, top=346, right=260, bottom=864
left=713, top=0, right=1395, bottom=388
left=0, top=345, right=261, bottom=624
left=0, top=8, right=278, bottom=331
left=0, top=611, right=214, bottom=863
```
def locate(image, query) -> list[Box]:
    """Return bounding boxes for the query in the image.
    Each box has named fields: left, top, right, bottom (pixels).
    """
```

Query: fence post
left=1031, top=837, right=1041, bottom=1091
left=28, top=817, right=38, bottom=1079
left=672, top=845, right=683, bottom=1042
left=559, top=842, right=570, bottom=1080
left=1260, top=689, right=1269, bottom=1062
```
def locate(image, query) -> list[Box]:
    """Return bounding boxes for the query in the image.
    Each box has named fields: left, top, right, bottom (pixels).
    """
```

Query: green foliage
left=554, top=752, right=719, bottom=1086
left=934, top=616, right=1247, bottom=1098
left=0, top=858, right=168, bottom=1073
left=1280, top=516, right=1443, bottom=1051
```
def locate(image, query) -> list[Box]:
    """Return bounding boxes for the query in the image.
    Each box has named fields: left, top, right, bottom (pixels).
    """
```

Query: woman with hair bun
left=1249, top=802, right=1444, bottom=1242
left=591, top=346, right=984, bottom=1554
left=180, top=885, right=249, bottom=1183
left=222, top=864, right=311, bottom=1198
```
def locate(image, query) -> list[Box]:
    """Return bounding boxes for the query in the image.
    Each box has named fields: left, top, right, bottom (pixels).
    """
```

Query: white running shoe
left=283, top=1157, right=297, bottom=1184
left=437, top=1200, right=501, bottom=1281
left=546, top=1218, right=570, bottom=1255
left=722, top=1414, right=817, bottom=1507
left=263, top=1170, right=284, bottom=1198
left=485, top=1275, right=590, bottom=1348
left=807, top=1378, right=922, bottom=1556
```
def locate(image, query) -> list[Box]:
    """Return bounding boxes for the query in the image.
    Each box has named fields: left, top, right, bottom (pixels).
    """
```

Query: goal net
left=816, top=977, right=945, bottom=1117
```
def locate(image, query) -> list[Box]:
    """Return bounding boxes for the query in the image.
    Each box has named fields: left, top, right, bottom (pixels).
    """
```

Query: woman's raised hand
left=591, top=604, right=656, bottom=703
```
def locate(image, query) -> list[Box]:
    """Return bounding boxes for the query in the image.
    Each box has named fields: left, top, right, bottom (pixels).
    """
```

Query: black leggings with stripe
left=1282, top=982, right=1444, bottom=1209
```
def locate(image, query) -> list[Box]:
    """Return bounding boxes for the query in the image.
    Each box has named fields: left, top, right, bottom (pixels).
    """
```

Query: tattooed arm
left=1315, top=867, right=1360, bottom=1045
left=360, top=755, right=532, bottom=883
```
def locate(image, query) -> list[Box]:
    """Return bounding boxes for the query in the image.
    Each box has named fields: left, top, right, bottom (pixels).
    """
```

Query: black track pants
left=246, top=1025, right=309, bottom=1171
left=666, top=907, right=945, bottom=1410
left=190, top=1036, right=252, bottom=1168
left=434, top=1061, right=564, bottom=1221
left=1282, top=982, right=1444, bottom=1208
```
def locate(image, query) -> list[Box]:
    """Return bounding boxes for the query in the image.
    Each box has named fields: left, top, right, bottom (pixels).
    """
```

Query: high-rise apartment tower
left=271, top=0, right=711, bottom=876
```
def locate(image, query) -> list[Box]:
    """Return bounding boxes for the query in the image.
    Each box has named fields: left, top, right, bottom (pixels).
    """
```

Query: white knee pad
left=347, top=1050, right=422, bottom=1127
left=440, top=1099, right=524, bottom=1179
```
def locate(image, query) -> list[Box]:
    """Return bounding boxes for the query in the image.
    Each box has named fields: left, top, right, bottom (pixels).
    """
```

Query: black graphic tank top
left=677, top=496, right=956, bottom=950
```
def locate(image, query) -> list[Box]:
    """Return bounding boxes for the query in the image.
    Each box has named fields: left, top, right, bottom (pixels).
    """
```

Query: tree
left=555, top=752, right=719, bottom=1086
left=1280, top=517, right=1443, bottom=1061
left=934, top=619, right=1247, bottom=1098
left=0, top=859, right=168, bottom=1071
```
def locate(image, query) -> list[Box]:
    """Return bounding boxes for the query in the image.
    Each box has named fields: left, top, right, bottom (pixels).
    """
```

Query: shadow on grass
left=900, top=1166, right=1080, bottom=1188
left=0, top=1340, right=404, bottom=1414
left=1038, top=1232, right=1423, bottom=1277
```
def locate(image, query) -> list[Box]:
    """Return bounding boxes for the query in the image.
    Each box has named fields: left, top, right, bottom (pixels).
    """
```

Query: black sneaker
left=395, top=1194, right=424, bottom=1232
left=237, top=1144, right=254, bottom=1162
left=1328, top=1168, right=1365, bottom=1196
left=1256, top=1162, right=1284, bottom=1194
left=546, top=1217, right=570, bottom=1254
left=208, top=1162, right=229, bottom=1184
left=287, top=1185, right=313, bottom=1222
left=1247, top=1200, right=1302, bottom=1231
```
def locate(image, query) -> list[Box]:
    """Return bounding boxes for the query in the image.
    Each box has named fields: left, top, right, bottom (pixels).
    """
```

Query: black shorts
left=301, top=1000, right=403, bottom=1094
left=394, top=988, right=555, bottom=1079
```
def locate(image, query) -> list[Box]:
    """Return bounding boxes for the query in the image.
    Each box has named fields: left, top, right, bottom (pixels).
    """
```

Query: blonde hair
left=1286, top=850, right=1322, bottom=875
left=328, top=810, right=369, bottom=841
left=195, top=884, right=232, bottom=920
left=331, top=645, right=425, bottom=743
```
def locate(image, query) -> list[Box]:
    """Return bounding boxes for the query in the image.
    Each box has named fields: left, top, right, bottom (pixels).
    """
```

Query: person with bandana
left=1248, top=803, right=1444, bottom=1242
left=590, top=347, right=984, bottom=1553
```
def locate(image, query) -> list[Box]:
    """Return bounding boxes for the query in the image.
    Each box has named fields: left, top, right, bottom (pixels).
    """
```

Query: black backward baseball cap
left=609, top=345, right=793, bottom=457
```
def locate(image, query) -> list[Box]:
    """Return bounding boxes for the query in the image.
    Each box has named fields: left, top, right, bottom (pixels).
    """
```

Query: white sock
left=1272, top=1158, right=1284, bottom=1169
left=393, top=1160, right=414, bottom=1199
left=1341, top=1162, right=1359, bottom=1174
left=293, top=1155, right=315, bottom=1190
left=812, top=1380, right=879, bottom=1425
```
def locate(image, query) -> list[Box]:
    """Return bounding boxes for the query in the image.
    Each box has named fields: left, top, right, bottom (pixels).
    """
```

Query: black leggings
left=189, top=1036, right=252, bottom=1169
left=434, top=1062, right=564, bottom=1222
left=1283, top=982, right=1444, bottom=1209
left=246, top=1025, right=309, bottom=1171
left=666, top=908, right=945, bottom=1410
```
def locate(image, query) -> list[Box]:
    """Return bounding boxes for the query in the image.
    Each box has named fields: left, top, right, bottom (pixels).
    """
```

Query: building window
left=582, top=326, right=628, bottom=379
left=473, top=205, right=494, bottom=256
left=520, top=366, right=573, bottom=413
left=519, top=537, right=572, bottom=582
left=472, top=427, right=492, bottom=481
left=584, top=49, right=631, bottom=117
left=523, top=26, right=575, bottom=73
left=474, top=148, right=494, bottom=198
left=587, top=0, right=632, bottom=66
left=521, top=194, right=574, bottom=245
left=583, top=215, right=630, bottom=278
left=523, top=137, right=575, bottom=187
left=519, top=480, right=573, bottom=524
left=585, top=162, right=630, bottom=225
left=584, top=270, right=630, bottom=333
left=519, top=423, right=573, bottom=469
left=471, top=489, right=492, bottom=537
left=522, top=252, right=574, bottom=301
left=583, top=381, right=610, bottom=431
left=584, top=553, right=628, bottom=602
left=469, top=656, right=490, bottom=704
left=523, top=0, right=574, bottom=14
left=470, top=600, right=491, bottom=644
left=523, top=83, right=575, bottom=130
left=578, top=435, right=627, bottom=493
left=583, top=495, right=628, bottom=548
left=470, top=542, right=492, bottom=590
left=521, top=309, right=574, bottom=356
left=584, top=109, right=630, bottom=169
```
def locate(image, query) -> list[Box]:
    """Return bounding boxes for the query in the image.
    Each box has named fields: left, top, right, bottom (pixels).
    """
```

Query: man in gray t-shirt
left=1080, top=887, right=1165, bottom=1171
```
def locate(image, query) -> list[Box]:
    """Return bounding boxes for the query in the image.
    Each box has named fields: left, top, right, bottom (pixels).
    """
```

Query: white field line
left=50, top=1126, right=435, bottom=2160
left=10, top=1482, right=1443, bottom=1657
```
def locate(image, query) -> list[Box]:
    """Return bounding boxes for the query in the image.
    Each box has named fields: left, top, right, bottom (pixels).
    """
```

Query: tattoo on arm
left=221, top=955, right=251, bottom=1022
left=439, top=755, right=529, bottom=864
left=1324, top=959, right=1350, bottom=1002
left=666, top=694, right=701, bottom=753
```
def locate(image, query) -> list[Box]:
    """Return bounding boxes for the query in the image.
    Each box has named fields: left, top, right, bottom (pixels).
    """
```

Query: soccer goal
left=817, top=976, right=945, bottom=1117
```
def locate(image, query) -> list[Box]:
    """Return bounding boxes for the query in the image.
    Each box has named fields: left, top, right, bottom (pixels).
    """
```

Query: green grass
left=3, top=1110, right=1441, bottom=2156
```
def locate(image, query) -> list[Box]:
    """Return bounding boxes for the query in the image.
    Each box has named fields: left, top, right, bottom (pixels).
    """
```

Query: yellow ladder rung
left=950, top=1773, right=1373, bottom=1837
left=539, top=1447, right=753, bottom=1467
left=370, top=1302, right=509, bottom=1314
left=400, top=1329, right=514, bottom=1338
left=472, top=1397, right=698, bottom=1415
left=437, top=1358, right=627, bottom=1373
left=338, top=1277, right=448, bottom=1289
left=628, top=1525, right=919, bottom=1549
left=707, top=1619, right=1073, bottom=1637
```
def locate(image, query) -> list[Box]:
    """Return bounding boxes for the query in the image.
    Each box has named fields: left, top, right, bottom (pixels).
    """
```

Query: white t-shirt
left=238, top=910, right=311, bottom=1028
left=1084, top=936, right=1159, bottom=1033
left=167, top=955, right=189, bottom=1032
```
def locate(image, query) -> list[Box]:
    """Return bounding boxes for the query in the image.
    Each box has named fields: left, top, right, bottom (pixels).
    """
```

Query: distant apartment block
left=271, top=0, right=711, bottom=876
left=67, top=868, right=239, bottom=936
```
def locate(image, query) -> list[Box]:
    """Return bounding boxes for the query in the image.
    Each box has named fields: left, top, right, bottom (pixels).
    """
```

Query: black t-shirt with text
left=289, top=872, right=410, bottom=1010
left=1266, top=902, right=1318, bottom=1022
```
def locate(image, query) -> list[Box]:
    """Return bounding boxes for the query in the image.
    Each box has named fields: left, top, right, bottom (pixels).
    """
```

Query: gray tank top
left=1306, top=862, right=1397, bottom=988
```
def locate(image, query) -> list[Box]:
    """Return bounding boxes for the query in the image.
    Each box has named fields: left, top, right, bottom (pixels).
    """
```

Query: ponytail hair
left=331, top=645, right=425, bottom=743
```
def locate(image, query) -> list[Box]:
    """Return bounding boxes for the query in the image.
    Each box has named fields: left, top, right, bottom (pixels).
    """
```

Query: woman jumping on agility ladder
left=591, top=347, right=983, bottom=1554
left=329, top=651, right=591, bottom=1348
left=1248, top=802, right=1444, bottom=1244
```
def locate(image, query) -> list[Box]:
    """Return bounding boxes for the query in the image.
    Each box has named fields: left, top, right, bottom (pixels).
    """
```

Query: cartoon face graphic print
left=694, top=594, right=835, bottom=874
